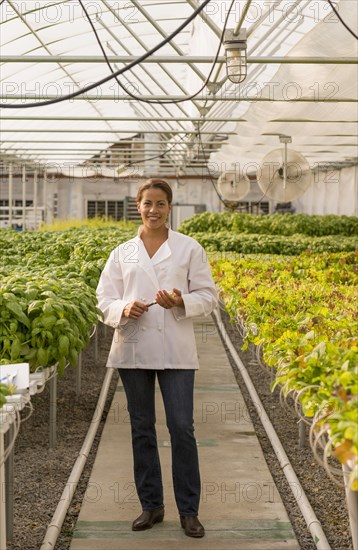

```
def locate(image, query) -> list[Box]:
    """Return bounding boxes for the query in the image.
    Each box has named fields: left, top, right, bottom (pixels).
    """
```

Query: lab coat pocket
left=175, top=267, right=189, bottom=293
left=115, top=319, right=140, bottom=343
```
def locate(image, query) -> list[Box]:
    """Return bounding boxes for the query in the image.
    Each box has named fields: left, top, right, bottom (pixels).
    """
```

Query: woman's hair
left=136, top=178, right=173, bottom=204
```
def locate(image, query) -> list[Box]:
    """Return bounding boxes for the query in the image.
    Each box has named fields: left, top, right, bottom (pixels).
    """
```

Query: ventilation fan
left=256, top=136, right=312, bottom=202
left=217, top=169, right=250, bottom=201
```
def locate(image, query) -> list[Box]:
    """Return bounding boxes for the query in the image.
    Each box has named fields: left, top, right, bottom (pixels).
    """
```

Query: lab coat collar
left=151, top=239, right=171, bottom=266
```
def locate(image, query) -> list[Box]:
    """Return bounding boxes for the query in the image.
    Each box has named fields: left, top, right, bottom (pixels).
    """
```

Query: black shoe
left=132, top=507, right=164, bottom=531
left=180, top=515, right=205, bottom=538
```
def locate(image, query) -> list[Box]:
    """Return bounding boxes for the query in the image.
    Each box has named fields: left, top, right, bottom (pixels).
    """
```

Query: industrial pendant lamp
left=223, top=29, right=247, bottom=84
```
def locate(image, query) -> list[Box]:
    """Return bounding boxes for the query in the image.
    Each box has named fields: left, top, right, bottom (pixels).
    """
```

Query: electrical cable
left=76, top=0, right=233, bottom=168
left=79, top=0, right=236, bottom=105
left=0, top=0, right=213, bottom=108
left=325, top=0, right=358, bottom=40
left=196, top=124, right=266, bottom=212
left=250, top=169, right=279, bottom=209
left=78, top=0, right=142, bottom=103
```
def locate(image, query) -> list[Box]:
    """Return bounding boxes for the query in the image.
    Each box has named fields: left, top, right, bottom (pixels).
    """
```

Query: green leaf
left=10, top=338, right=22, bottom=360
left=58, top=335, right=70, bottom=356
left=5, top=301, right=30, bottom=329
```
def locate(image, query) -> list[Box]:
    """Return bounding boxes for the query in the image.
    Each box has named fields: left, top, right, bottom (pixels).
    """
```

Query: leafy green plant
left=187, top=232, right=357, bottom=255
left=211, top=251, right=358, bottom=479
left=0, top=225, right=137, bottom=387
left=179, top=212, right=358, bottom=237
left=0, top=382, right=14, bottom=408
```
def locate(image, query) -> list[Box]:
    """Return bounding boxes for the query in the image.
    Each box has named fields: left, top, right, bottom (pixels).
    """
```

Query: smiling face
left=137, top=187, right=171, bottom=232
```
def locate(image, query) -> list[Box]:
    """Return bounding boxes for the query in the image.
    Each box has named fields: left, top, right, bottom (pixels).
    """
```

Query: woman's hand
left=155, top=288, right=184, bottom=309
left=123, top=301, right=149, bottom=320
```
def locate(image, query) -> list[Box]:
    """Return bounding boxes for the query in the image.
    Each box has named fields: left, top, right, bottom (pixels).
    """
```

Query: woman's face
left=137, top=187, right=171, bottom=230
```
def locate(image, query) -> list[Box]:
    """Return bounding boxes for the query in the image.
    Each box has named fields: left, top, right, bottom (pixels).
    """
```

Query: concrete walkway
left=71, top=317, right=299, bottom=550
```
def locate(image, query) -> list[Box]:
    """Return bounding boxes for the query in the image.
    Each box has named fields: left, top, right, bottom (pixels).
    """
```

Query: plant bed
left=7, top=323, right=118, bottom=550
left=216, top=309, right=353, bottom=550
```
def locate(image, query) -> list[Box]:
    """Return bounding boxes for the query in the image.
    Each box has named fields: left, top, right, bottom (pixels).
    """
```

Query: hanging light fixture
left=223, top=29, right=247, bottom=84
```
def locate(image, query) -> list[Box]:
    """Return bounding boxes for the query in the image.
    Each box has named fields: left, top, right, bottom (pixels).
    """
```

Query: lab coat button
left=141, top=327, right=146, bottom=331
left=158, top=326, right=162, bottom=331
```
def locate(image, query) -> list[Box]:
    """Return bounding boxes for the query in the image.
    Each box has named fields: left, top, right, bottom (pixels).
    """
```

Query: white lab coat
left=96, top=228, right=218, bottom=369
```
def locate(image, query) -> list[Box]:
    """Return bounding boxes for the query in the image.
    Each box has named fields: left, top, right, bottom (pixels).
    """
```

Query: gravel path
left=6, top=318, right=353, bottom=550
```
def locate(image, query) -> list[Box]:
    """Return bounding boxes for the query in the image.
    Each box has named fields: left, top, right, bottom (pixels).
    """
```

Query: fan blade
left=218, top=170, right=250, bottom=201
left=257, top=148, right=312, bottom=201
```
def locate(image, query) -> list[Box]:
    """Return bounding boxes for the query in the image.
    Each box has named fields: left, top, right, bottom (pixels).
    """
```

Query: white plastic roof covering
left=211, top=0, right=358, bottom=172
left=0, top=0, right=357, bottom=176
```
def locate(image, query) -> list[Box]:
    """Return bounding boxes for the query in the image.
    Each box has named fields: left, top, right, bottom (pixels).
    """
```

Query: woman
left=96, top=178, right=218, bottom=538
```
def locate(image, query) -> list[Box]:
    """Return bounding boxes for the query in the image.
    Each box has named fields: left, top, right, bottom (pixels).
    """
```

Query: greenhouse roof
left=0, top=0, right=357, bottom=178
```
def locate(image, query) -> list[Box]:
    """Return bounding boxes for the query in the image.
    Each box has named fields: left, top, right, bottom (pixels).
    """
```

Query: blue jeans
left=119, top=368, right=200, bottom=516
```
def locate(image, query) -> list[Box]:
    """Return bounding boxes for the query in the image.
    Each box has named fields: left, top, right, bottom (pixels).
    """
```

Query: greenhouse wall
left=293, top=166, right=358, bottom=216
left=0, top=174, right=222, bottom=227
left=1, top=167, right=357, bottom=228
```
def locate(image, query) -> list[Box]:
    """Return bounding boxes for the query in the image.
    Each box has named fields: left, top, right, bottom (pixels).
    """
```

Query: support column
left=343, top=463, right=358, bottom=550
left=5, top=424, right=14, bottom=544
left=8, top=163, right=13, bottom=228
left=43, top=169, right=48, bottom=225
left=0, top=431, right=7, bottom=550
left=33, top=169, right=38, bottom=230
left=22, top=165, right=26, bottom=230
left=76, top=352, right=82, bottom=397
left=49, top=373, right=57, bottom=449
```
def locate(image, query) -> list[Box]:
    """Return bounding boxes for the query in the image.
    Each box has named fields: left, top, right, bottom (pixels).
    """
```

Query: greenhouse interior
left=0, top=0, right=357, bottom=227
left=0, top=1, right=357, bottom=550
